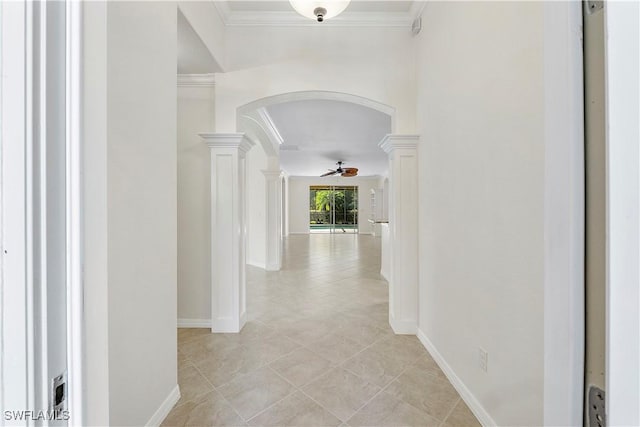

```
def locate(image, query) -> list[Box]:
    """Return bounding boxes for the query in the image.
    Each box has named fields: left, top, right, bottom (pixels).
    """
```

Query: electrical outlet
left=478, top=347, right=488, bottom=373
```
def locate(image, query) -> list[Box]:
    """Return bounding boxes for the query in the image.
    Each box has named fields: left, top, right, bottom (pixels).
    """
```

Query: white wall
left=177, top=82, right=215, bottom=323
left=288, top=176, right=380, bottom=235
left=103, top=3, right=178, bottom=425
left=216, top=26, right=416, bottom=133
left=177, top=1, right=226, bottom=71
left=416, top=2, right=545, bottom=425
left=605, top=2, right=640, bottom=424
left=82, top=2, right=110, bottom=423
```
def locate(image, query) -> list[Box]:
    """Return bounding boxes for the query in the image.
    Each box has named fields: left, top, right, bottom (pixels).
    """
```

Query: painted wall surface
left=177, top=84, right=214, bottom=322
left=288, top=176, right=380, bottom=235
left=82, top=2, right=109, bottom=423
left=416, top=2, right=544, bottom=425
left=106, top=2, right=178, bottom=425
left=216, top=26, right=416, bottom=133
left=605, top=2, right=640, bottom=424
left=177, top=1, right=226, bottom=70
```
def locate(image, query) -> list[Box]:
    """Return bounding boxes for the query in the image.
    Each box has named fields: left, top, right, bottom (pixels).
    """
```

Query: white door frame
left=65, top=0, right=84, bottom=424
left=542, top=2, right=585, bottom=425
left=604, top=2, right=640, bottom=425
left=0, top=1, right=84, bottom=424
left=1, top=1, right=36, bottom=421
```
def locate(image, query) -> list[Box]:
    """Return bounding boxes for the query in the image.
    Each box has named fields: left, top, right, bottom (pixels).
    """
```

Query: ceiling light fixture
left=289, top=0, right=351, bottom=22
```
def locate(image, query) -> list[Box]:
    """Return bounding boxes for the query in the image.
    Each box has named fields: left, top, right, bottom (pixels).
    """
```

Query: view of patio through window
left=309, top=186, right=358, bottom=233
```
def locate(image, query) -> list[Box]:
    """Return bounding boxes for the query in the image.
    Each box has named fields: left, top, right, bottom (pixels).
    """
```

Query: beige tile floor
left=165, top=234, right=481, bottom=427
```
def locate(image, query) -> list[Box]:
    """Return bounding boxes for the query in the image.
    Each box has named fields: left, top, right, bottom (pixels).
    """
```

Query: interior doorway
left=309, top=185, right=358, bottom=234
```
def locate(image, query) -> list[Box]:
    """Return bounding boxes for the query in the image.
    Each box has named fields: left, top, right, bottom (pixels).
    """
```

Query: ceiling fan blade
left=320, top=170, right=337, bottom=177
left=341, top=167, right=358, bottom=177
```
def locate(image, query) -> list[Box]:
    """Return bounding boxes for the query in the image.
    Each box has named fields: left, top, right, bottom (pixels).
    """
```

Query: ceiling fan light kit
left=289, top=0, right=351, bottom=22
left=321, top=161, right=359, bottom=177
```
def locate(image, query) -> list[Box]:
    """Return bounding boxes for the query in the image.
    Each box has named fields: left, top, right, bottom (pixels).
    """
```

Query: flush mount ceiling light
left=289, top=0, right=351, bottom=22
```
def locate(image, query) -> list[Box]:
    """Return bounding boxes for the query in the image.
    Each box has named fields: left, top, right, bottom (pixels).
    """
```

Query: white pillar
left=263, top=170, right=282, bottom=271
left=379, top=134, right=419, bottom=334
left=201, top=133, right=254, bottom=333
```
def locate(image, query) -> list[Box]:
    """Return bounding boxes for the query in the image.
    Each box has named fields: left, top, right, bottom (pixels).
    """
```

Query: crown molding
left=262, top=169, right=284, bottom=180
left=220, top=11, right=414, bottom=27
left=408, top=1, right=427, bottom=20
left=212, top=0, right=428, bottom=28
left=379, top=134, right=420, bottom=154
left=257, top=108, right=284, bottom=145
left=212, top=1, right=232, bottom=26
left=200, top=132, right=255, bottom=154
left=177, top=74, right=216, bottom=87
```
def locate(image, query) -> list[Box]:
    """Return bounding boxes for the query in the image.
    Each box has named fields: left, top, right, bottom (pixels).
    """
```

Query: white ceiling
left=179, top=2, right=409, bottom=176
left=177, top=9, right=222, bottom=74
left=214, top=0, right=425, bottom=27
left=224, top=1, right=413, bottom=13
left=265, top=99, right=392, bottom=177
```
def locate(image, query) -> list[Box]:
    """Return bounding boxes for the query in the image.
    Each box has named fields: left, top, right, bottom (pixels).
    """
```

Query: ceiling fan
left=320, top=161, right=358, bottom=177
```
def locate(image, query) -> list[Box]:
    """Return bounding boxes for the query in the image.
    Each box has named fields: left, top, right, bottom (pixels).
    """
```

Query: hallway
left=166, top=235, right=480, bottom=426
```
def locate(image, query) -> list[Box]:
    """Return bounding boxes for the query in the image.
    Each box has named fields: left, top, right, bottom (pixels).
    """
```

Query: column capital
left=200, top=132, right=255, bottom=155
left=378, top=134, right=420, bottom=154
left=262, top=169, right=283, bottom=180
left=178, top=73, right=215, bottom=88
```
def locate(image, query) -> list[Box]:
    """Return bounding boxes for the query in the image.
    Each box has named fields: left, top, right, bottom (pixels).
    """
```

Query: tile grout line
left=175, top=236, right=453, bottom=426
left=437, top=397, right=462, bottom=427
left=342, top=355, right=417, bottom=425
left=382, top=353, right=459, bottom=425
left=186, top=356, right=250, bottom=425
left=264, top=359, right=368, bottom=425
left=297, top=385, right=347, bottom=424
left=242, top=365, right=310, bottom=424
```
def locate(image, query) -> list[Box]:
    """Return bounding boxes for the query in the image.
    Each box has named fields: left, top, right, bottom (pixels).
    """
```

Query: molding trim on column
left=257, top=108, right=284, bottom=145
left=379, top=134, right=420, bottom=154
left=177, top=73, right=216, bottom=87
left=200, top=133, right=254, bottom=155
left=382, top=133, right=420, bottom=336
left=262, top=169, right=283, bottom=180
left=262, top=169, right=283, bottom=272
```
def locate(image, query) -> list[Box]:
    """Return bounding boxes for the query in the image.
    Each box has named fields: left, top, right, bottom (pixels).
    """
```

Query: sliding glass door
left=309, top=186, right=358, bottom=233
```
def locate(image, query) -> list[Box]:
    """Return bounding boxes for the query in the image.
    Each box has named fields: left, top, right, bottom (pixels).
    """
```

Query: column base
left=211, top=311, right=247, bottom=333
left=389, top=314, right=417, bottom=335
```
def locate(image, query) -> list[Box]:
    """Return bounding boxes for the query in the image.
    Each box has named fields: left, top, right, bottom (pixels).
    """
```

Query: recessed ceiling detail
left=177, top=9, right=222, bottom=73
left=265, top=99, right=392, bottom=176
left=213, top=0, right=426, bottom=27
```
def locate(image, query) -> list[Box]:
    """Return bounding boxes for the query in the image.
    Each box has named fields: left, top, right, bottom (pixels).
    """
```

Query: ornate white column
left=263, top=170, right=282, bottom=271
left=379, top=134, right=420, bottom=334
left=200, top=133, right=254, bottom=333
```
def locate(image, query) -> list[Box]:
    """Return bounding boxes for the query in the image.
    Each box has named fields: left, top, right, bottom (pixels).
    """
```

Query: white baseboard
left=247, top=260, right=267, bottom=269
left=178, top=314, right=247, bottom=331
left=145, top=384, right=180, bottom=427
left=265, top=262, right=281, bottom=271
left=288, top=232, right=309, bottom=235
left=177, top=318, right=211, bottom=328
left=211, top=313, right=247, bottom=333
left=389, top=316, right=417, bottom=335
left=416, top=329, right=496, bottom=427
left=240, top=311, right=247, bottom=330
